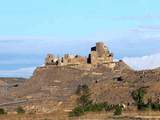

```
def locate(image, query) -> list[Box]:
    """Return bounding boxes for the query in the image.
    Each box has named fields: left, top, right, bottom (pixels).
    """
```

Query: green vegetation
left=137, top=103, right=152, bottom=111
left=114, top=105, right=123, bottom=116
left=150, top=103, right=160, bottom=110
left=131, top=88, right=145, bottom=105
left=131, top=88, right=160, bottom=111
left=69, top=101, right=110, bottom=117
left=16, top=106, right=25, bottom=114
left=84, top=102, right=107, bottom=112
left=69, top=106, right=84, bottom=117
left=0, top=108, right=7, bottom=115
left=69, top=84, right=122, bottom=117
left=78, top=94, right=93, bottom=108
left=105, top=104, right=115, bottom=111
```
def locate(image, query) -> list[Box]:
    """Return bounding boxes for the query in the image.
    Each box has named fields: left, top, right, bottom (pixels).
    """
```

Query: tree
left=78, top=94, right=93, bottom=108
left=16, top=106, right=25, bottom=114
left=0, top=108, right=7, bottom=115
left=76, top=84, right=90, bottom=95
left=131, top=88, right=145, bottom=105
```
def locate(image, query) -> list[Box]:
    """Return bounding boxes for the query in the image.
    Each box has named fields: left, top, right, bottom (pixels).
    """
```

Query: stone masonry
left=45, top=42, right=116, bottom=69
left=88, top=42, right=113, bottom=65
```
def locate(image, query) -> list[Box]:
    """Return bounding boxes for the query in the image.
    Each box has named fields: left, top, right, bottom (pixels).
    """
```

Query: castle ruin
left=45, top=42, right=116, bottom=69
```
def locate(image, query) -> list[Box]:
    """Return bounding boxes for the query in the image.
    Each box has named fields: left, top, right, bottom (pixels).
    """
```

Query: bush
left=151, top=103, right=160, bottom=111
left=131, top=88, right=160, bottom=111
left=70, top=85, right=117, bottom=117
left=105, top=104, right=115, bottom=111
left=69, top=106, right=84, bottom=117
left=114, top=105, right=123, bottom=116
left=90, top=103, right=106, bottom=112
left=137, top=103, right=160, bottom=111
left=0, top=108, right=7, bottom=115
left=16, top=106, right=25, bottom=114
left=137, top=103, right=152, bottom=111
left=78, top=94, right=93, bottom=107
left=83, top=102, right=106, bottom=112
left=131, top=88, right=145, bottom=105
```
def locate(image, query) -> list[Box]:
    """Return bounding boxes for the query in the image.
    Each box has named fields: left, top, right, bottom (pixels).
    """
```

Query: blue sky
left=1, top=0, right=160, bottom=77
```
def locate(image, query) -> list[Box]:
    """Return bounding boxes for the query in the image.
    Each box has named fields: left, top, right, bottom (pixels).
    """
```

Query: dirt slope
left=1, top=62, right=160, bottom=113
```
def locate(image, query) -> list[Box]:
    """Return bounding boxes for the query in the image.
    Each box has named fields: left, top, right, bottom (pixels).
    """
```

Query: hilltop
left=0, top=42, right=160, bottom=119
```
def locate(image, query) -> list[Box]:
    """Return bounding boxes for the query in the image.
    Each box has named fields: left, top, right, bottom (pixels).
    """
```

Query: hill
left=0, top=42, right=160, bottom=119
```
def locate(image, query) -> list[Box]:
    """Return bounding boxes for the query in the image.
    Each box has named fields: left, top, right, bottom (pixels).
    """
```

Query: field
left=1, top=111, right=160, bottom=120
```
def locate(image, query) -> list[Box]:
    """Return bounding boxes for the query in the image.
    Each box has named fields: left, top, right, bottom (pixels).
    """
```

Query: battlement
left=45, top=42, right=115, bottom=69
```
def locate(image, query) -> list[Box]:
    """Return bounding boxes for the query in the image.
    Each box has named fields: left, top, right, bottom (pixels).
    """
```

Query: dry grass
left=1, top=111, right=160, bottom=120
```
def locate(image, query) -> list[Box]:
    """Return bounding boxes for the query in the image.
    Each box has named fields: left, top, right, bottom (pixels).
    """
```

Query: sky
left=0, top=0, right=160, bottom=77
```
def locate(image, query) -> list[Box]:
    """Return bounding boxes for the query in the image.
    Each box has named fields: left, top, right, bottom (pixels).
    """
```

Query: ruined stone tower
left=45, top=54, right=57, bottom=65
left=96, top=42, right=108, bottom=57
left=88, top=42, right=114, bottom=65
left=45, top=42, right=116, bottom=69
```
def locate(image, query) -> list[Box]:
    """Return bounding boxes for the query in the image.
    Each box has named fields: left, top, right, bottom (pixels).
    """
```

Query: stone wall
left=44, top=42, right=116, bottom=69
left=88, top=42, right=114, bottom=65
left=45, top=54, right=57, bottom=65
left=62, top=54, right=87, bottom=65
left=96, top=42, right=107, bottom=57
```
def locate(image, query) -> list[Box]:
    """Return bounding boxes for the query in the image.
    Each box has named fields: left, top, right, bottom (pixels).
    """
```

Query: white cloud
left=1, top=28, right=160, bottom=76
left=1, top=53, right=160, bottom=78
left=123, top=53, right=160, bottom=70
left=0, top=67, right=36, bottom=78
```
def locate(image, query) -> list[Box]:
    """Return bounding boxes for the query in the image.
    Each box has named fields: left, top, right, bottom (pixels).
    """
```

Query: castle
left=45, top=42, right=116, bottom=69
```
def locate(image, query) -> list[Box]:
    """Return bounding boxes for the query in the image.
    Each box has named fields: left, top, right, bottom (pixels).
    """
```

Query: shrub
left=137, top=103, right=152, bottom=111
left=141, top=103, right=160, bottom=111
left=114, top=105, right=123, bottom=116
left=0, top=108, right=7, bottom=115
left=105, top=104, right=115, bottom=111
left=131, top=88, right=160, bottom=111
left=151, top=103, right=160, bottom=111
left=16, top=106, right=25, bottom=114
left=69, top=106, right=84, bottom=117
left=83, top=102, right=106, bottom=112
left=90, top=103, right=106, bottom=112
left=78, top=94, right=92, bottom=107
left=131, top=88, right=145, bottom=105
left=70, top=85, right=116, bottom=117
